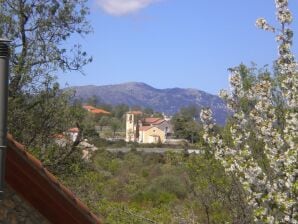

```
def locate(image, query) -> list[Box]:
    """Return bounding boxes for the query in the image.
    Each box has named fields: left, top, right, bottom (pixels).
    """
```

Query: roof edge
left=5, top=134, right=102, bottom=224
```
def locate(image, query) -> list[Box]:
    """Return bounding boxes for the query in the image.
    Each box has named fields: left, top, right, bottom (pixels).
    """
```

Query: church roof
left=139, top=126, right=153, bottom=131
left=143, top=118, right=164, bottom=124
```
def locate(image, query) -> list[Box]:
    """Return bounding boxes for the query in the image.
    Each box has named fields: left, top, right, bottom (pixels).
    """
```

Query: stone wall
left=0, top=186, right=49, bottom=224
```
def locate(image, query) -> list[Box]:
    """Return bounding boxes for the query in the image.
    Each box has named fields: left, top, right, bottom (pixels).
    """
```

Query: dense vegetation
left=57, top=148, right=250, bottom=223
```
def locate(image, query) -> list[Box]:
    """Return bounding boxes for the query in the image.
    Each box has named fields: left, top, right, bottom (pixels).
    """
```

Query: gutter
left=0, top=39, right=10, bottom=199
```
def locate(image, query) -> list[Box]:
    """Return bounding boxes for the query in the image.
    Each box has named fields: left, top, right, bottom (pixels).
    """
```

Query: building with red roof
left=83, top=105, right=111, bottom=115
left=143, top=117, right=164, bottom=125
left=125, top=111, right=173, bottom=144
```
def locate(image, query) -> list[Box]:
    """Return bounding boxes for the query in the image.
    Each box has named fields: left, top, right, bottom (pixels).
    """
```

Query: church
left=125, top=111, right=173, bottom=144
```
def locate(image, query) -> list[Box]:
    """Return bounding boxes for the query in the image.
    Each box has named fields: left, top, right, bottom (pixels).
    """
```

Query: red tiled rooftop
left=90, top=109, right=110, bottom=115
left=52, top=134, right=65, bottom=139
left=83, top=105, right=96, bottom=110
left=68, top=127, right=79, bottom=133
left=5, top=134, right=102, bottom=224
left=139, top=126, right=153, bottom=131
left=83, top=105, right=111, bottom=115
left=144, top=118, right=164, bottom=124
left=152, top=119, right=165, bottom=125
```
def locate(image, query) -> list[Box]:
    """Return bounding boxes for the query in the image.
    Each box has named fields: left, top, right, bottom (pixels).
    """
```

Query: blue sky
left=58, top=0, right=298, bottom=94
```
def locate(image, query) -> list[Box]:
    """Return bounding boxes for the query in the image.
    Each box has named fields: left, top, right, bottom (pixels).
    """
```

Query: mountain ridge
left=68, top=82, right=229, bottom=124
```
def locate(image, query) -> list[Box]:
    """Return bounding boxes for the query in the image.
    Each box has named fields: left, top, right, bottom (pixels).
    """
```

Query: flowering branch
left=201, top=1, right=297, bottom=223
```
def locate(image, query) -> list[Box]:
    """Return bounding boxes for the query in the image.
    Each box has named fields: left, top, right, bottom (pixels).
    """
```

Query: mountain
left=69, top=82, right=229, bottom=125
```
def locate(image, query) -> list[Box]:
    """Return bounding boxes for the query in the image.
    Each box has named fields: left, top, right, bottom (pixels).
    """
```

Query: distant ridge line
left=67, top=82, right=229, bottom=125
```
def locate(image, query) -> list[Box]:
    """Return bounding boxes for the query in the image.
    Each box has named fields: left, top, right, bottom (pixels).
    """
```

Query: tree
left=201, top=1, right=297, bottom=223
left=110, top=118, right=122, bottom=138
left=187, top=153, right=251, bottom=223
left=143, top=107, right=154, bottom=116
left=0, top=0, right=91, bottom=94
left=11, top=85, right=85, bottom=147
left=172, top=106, right=202, bottom=143
left=86, top=96, right=100, bottom=107
left=98, top=116, right=110, bottom=131
left=0, top=0, right=91, bottom=148
left=112, top=104, right=129, bottom=119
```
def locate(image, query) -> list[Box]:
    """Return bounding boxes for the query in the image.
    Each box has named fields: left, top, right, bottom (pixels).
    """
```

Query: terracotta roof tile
left=152, top=119, right=165, bottom=125
left=90, top=109, right=111, bottom=115
left=83, top=105, right=96, bottom=110
left=5, top=134, right=102, bottom=224
left=52, top=134, right=65, bottom=139
left=139, top=126, right=153, bottom=131
left=68, top=127, right=79, bottom=133
left=83, top=105, right=111, bottom=115
left=144, top=118, right=163, bottom=124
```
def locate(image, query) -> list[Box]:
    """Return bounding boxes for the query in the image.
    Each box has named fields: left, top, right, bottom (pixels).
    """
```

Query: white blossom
left=256, top=18, right=275, bottom=32
left=200, top=1, right=297, bottom=223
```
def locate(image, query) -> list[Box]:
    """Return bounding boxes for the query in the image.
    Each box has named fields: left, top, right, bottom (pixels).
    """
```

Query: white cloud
left=96, top=0, right=159, bottom=16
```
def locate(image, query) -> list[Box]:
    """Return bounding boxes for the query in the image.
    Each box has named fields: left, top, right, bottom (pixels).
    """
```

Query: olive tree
left=0, top=0, right=92, bottom=147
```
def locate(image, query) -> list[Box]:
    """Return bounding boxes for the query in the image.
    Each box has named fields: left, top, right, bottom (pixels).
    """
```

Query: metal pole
left=0, top=39, right=10, bottom=199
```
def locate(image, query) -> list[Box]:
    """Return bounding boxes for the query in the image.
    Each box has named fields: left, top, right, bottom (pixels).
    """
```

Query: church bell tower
left=125, top=112, right=135, bottom=142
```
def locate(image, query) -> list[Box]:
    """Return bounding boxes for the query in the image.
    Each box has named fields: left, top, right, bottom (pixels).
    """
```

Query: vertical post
left=0, top=39, right=10, bottom=199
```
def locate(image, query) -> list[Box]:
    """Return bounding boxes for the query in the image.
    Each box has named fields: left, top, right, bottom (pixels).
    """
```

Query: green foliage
left=187, top=152, right=252, bottom=223
left=8, top=83, right=86, bottom=148
left=112, top=104, right=129, bottom=119
left=97, top=116, right=110, bottom=130
left=57, top=148, right=251, bottom=223
left=1, top=0, right=91, bottom=94
left=1, top=0, right=91, bottom=153
left=172, top=106, right=204, bottom=144
left=110, top=117, right=122, bottom=137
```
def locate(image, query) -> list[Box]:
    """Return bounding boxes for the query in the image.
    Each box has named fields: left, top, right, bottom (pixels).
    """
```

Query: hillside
left=69, top=82, right=229, bottom=124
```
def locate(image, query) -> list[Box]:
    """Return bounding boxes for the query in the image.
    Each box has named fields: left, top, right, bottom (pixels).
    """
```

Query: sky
left=58, top=0, right=298, bottom=95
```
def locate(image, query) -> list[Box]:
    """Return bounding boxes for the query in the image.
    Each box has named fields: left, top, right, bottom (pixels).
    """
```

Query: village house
left=125, top=111, right=173, bottom=144
left=67, top=127, right=80, bottom=142
left=52, top=127, right=80, bottom=147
